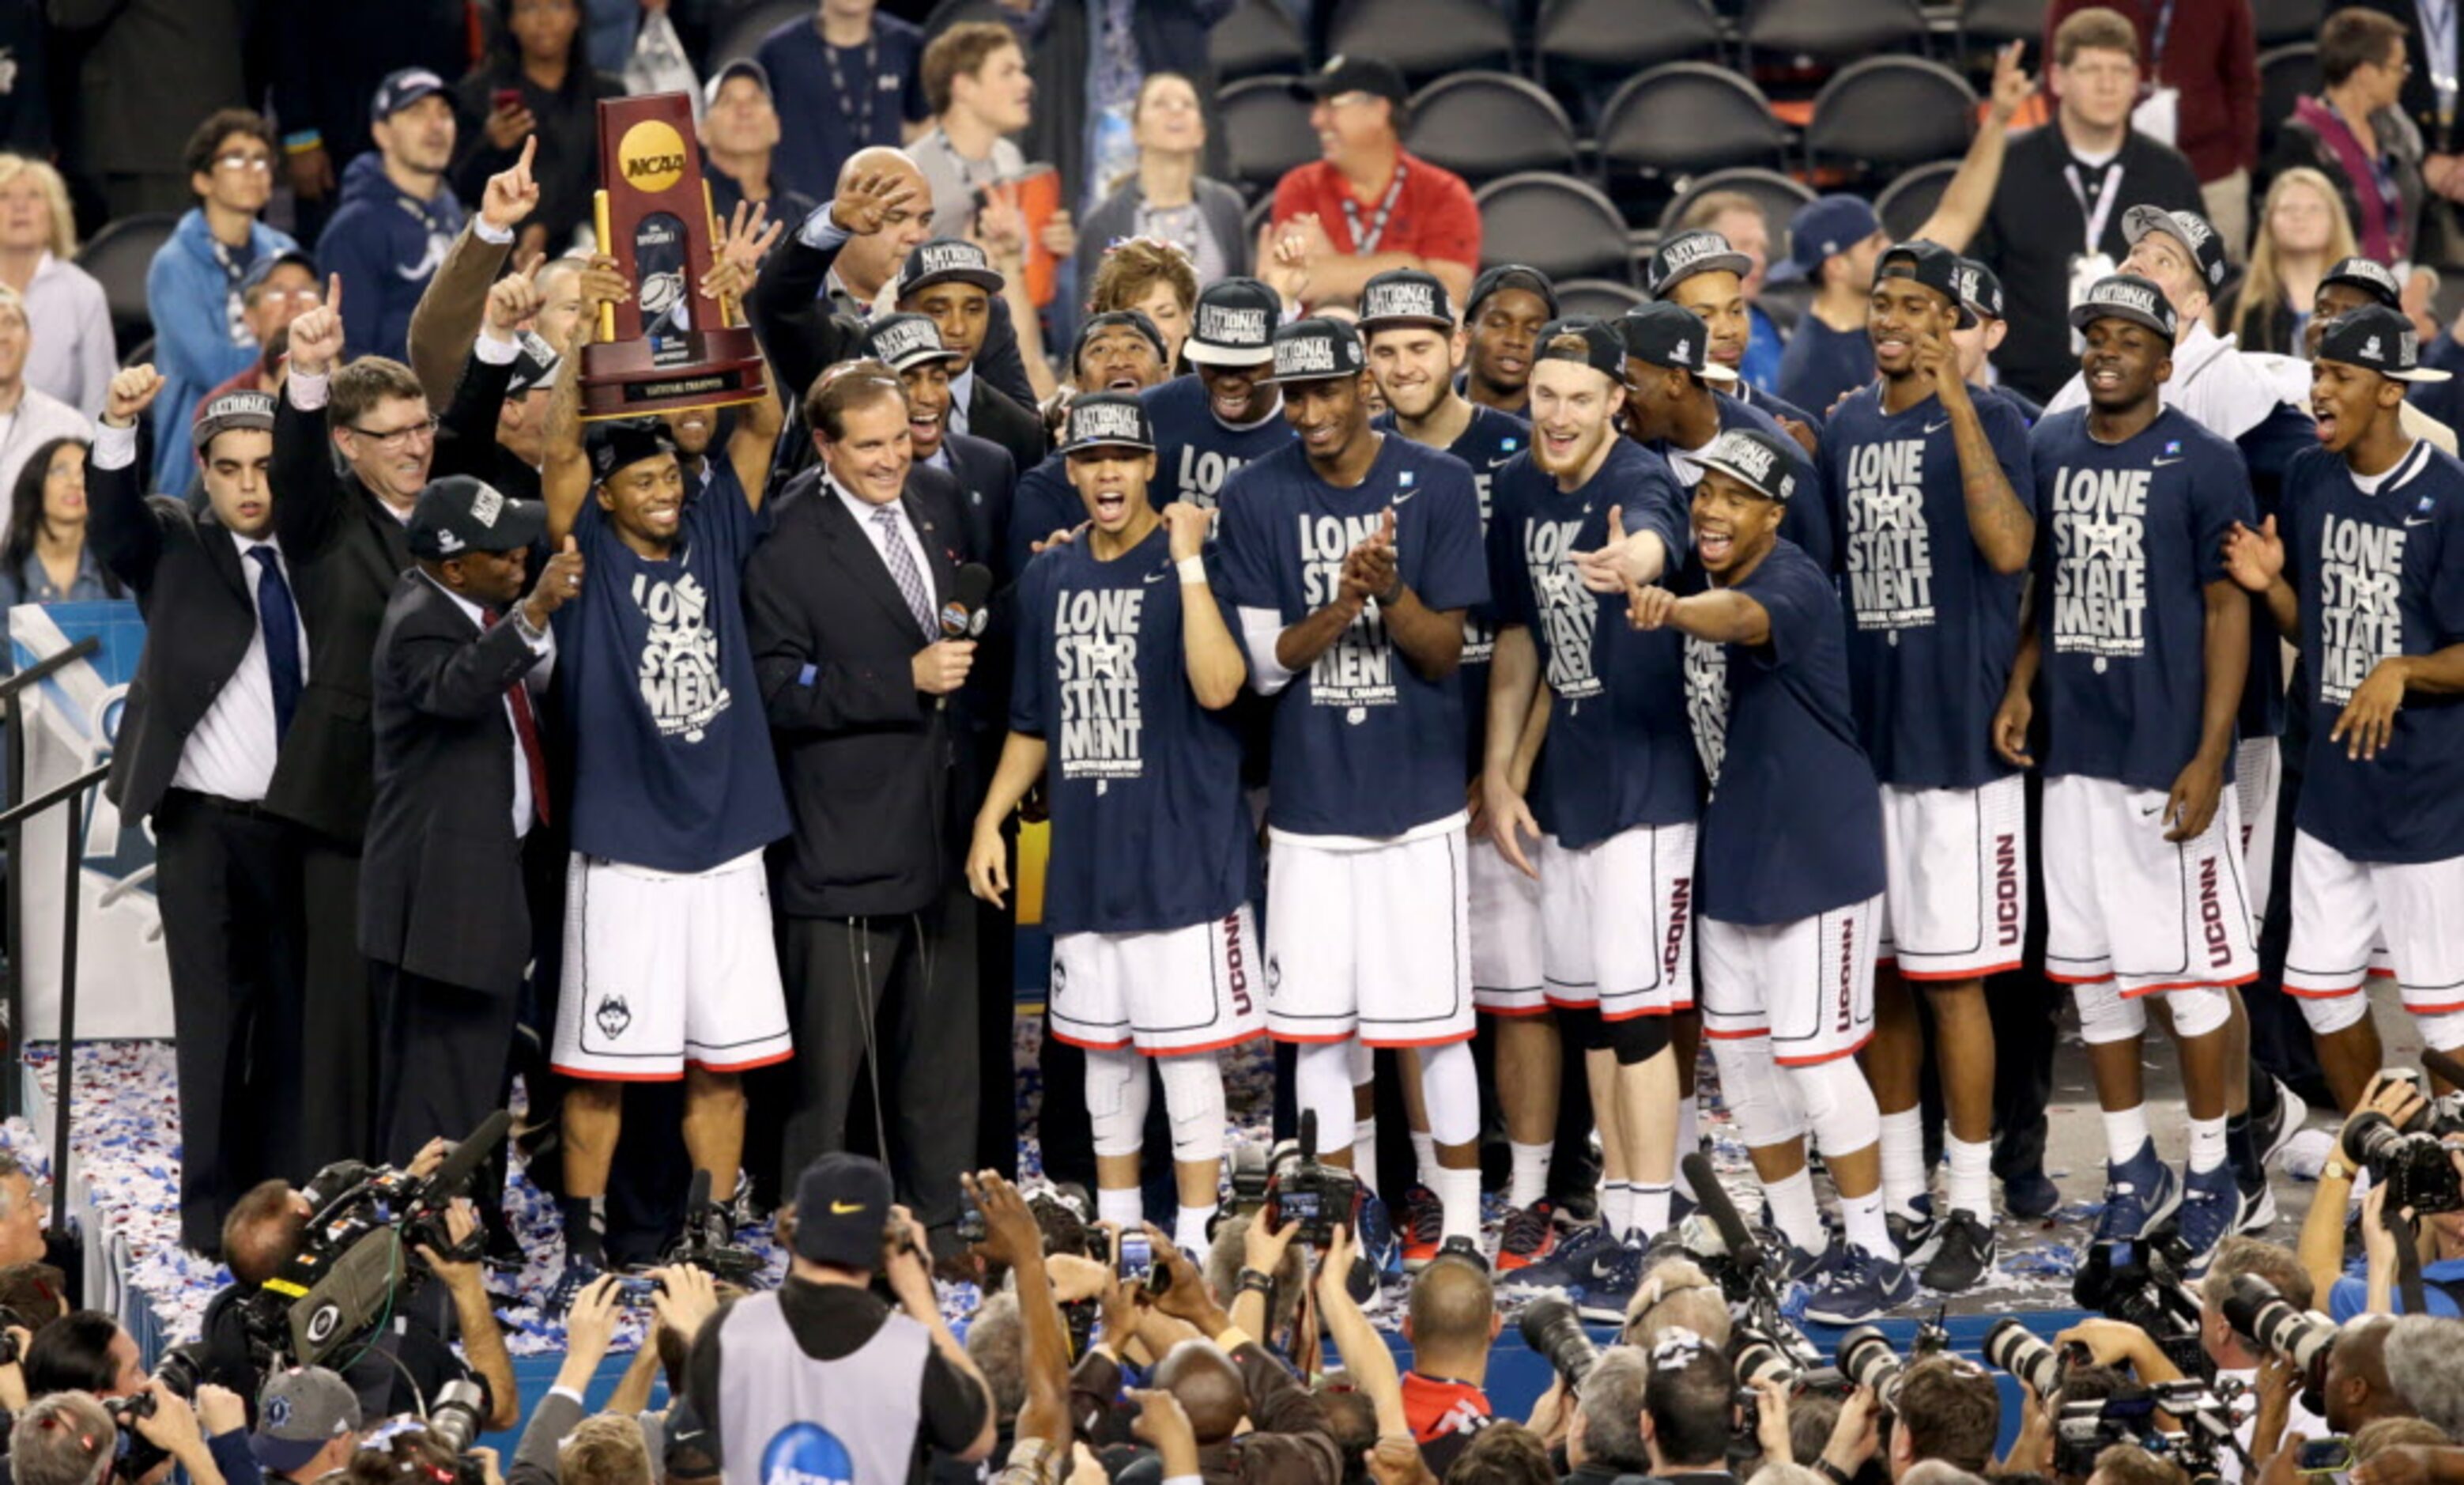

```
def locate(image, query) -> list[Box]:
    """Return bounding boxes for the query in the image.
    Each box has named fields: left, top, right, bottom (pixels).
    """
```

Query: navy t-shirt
left=1007, top=453, right=1074, bottom=582
left=557, top=459, right=791, bottom=872
left=1679, top=539, right=1885, bottom=925
left=2282, top=440, right=2464, bottom=864
left=1653, top=396, right=1832, bottom=576
left=1216, top=435, right=1490, bottom=837
left=1487, top=439, right=1699, bottom=848
left=1009, top=525, right=1257, bottom=934
left=1821, top=384, right=2037, bottom=790
left=1733, top=380, right=1823, bottom=435
left=2030, top=407, right=2255, bottom=792
left=757, top=13, right=929, bottom=203
left=1144, top=374, right=1295, bottom=511
left=1777, top=316, right=1875, bottom=425
left=1375, top=402, right=1530, bottom=771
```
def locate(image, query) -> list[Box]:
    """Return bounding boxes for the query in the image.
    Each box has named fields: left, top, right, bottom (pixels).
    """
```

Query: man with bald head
left=2325, top=1319, right=2414, bottom=1434
left=1400, top=1253, right=1501, bottom=1472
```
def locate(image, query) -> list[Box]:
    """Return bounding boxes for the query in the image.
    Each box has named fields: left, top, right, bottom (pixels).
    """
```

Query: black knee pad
left=1556, top=1003, right=1606, bottom=1052
left=1609, top=1013, right=1671, bottom=1067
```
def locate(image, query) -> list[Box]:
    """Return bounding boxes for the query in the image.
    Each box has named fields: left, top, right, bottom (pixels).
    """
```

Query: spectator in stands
left=1458, top=265, right=1555, bottom=419
left=1077, top=74, right=1249, bottom=293
left=758, top=0, right=930, bottom=206
left=2273, top=9, right=2427, bottom=274
left=1772, top=195, right=1887, bottom=417
left=1982, top=8, right=2204, bottom=402
left=319, top=70, right=465, bottom=365
left=1270, top=56, right=1480, bottom=310
left=59, top=0, right=247, bottom=220
left=2385, top=1317, right=2464, bottom=1438
left=702, top=62, right=819, bottom=244
left=145, top=109, right=298, bottom=494
left=2045, top=0, right=2258, bottom=259
left=448, top=0, right=623, bottom=258
left=915, top=23, right=1033, bottom=242
left=0, top=289, right=93, bottom=505
left=268, top=2, right=467, bottom=244
left=1086, top=237, right=1198, bottom=372
left=2224, top=168, right=2360, bottom=355
left=248, top=1368, right=359, bottom=1485
left=196, top=253, right=320, bottom=412
left=1677, top=192, right=1785, bottom=395
left=2333, top=0, right=2464, bottom=263
left=0, top=438, right=117, bottom=604
left=9, top=1392, right=118, bottom=1485
left=0, top=157, right=110, bottom=418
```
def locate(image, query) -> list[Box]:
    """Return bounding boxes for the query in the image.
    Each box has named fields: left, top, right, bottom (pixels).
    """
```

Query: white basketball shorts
left=2041, top=773, right=2258, bottom=996
left=1699, top=895, right=1881, bottom=1067
left=1876, top=775, right=2028, bottom=981
left=552, top=850, right=794, bottom=1079
left=1538, top=822, right=1698, bottom=1022
left=1265, top=822, right=1474, bottom=1048
left=1047, top=905, right=1266, bottom=1056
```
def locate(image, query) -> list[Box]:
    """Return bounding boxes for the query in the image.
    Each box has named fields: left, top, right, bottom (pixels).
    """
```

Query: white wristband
left=1177, top=556, right=1208, bottom=585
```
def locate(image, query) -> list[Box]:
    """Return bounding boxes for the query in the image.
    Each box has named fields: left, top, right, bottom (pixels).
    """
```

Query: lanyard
left=824, top=35, right=881, bottom=138
left=1340, top=160, right=1408, bottom=256
left=2424, top=0, right=2461, bottom=135
left=2062, top=161, right=2126, bottom=257
left=2144, top=0, right=2177, bottom=82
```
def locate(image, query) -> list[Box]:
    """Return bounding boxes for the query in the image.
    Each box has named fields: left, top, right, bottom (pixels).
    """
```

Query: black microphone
left=1681, top=1150, right=1764, bottom=1277
left=941, top=562, right=994, bottom=639
left=420, top=1109, right=514, bottom=1200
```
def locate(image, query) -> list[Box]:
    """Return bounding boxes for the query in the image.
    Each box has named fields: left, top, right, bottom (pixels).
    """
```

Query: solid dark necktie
left=247, top=545, right=301, bottom=742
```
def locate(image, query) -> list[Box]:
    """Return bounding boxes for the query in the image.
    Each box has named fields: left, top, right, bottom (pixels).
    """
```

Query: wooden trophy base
left=579, top=325, right=768, bottom=420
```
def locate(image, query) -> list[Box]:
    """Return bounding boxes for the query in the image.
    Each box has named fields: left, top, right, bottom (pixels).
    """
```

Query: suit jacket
left=360, top=572, right=545, bottom=991
left=966, top=376, right=1047, bottom=482
left=270, top=390, right=417, bottom=845
left=87, top=444, right=269, bottom=820
left=744, top=468, right=972, bottom=918
left=939, top=430, right=1016, bottom=586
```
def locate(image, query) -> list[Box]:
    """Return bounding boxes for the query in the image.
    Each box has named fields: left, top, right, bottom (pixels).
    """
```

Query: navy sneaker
left=1500, top=1220, right=1615, bottom=1290
left=2093, top=1140, right=2182, bottom=1244
left=1356, top=1189, right=1401, bottom=1275
left=1400, top=1185, right=1445, bottom=1270
left=1918, top=1209, right=1995, bottom=1292
left=1802, top=1243, right=1918, bottom=1325
left=2255, top=1078, right=2308, bottom=1168
left=1779, top=1239, right=1836, bottom=1286
left=1888, top=1193, right=1941, bottom=1266
left=2179, top=1163, right=2245, bottom=1276
left=1573, top=1239, right=1647, bottom=1323
left=2002, top=1166, right=2062, bottom=1222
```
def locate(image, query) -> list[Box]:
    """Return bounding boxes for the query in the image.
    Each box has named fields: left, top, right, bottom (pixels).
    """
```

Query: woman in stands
left=0, top=436, right=119, bottom=610
left=0, top=157, right=114, bottom=419
left=2225, top=168, right=2359, bottom=356
left=448, top=0, right=624, bottom=257
left=1074, top=74, right=1250, bottom=296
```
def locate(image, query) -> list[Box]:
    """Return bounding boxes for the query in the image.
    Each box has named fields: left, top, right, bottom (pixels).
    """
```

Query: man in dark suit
left=744, top=360, right=983, bottom=1245
left=89, top=368, right=308, bottom=1255
left=364, top=474, right=582, bottom=1161
left=893, top=238, right=1047, bottom=478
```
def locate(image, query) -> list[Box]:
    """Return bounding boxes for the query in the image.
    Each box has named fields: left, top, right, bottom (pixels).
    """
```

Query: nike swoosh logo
left=1588, top=1257, right=1623, bottom=1279
left=1487, top=454, right=1515, bottom=470
left=2152, top=456, right=2183, bottom=467
left=1392, top=490, right=1419, bottom=504
left=1925, top=418, right=1953, bottom=433
left=2140, top=803, right=2163, bottom=817
left=830, top=1200, right=865, bottom=1214
left=2406, top=515, right=2433, bottom=527
left=1145, top=569, right=1169, bottom=582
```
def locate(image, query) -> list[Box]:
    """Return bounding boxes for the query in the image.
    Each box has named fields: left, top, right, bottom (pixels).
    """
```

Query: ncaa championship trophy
left=580, top=92, right=767, bottom=418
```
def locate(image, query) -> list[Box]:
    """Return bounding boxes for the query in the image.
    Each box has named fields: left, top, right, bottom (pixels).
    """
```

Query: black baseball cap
left=2123, top=206, right=2231, bottom=295
left=1185, top=278, right=1281, bottom=367
left=897, top=237, right=1005, bottom=298
left=1876, top=240, right=1977, bottom=328
left=1467, top=264, right=1559, bottom=320
left=1955, top=258, right=2005, bottom=323
left=1262, top=316, right=1367, bottom=384
left=703, top=58, right=772, bottom=111
left=1694, top=429, right=1802, bottom=504
left=1619, top=300, right=1738, bottom=383
left=2322, top=255, right=2404, bottom=310
left=192, top=389, right=275, bottom=452
left=1646, top=229, right=1753, bottom=300
left=1532, top=316, right=1624, bottom=380
left=371, top=68, right=448, bottom=123
left=1290, top=55, right=1408, bottom=108
left=1357, top=268, right=1456, bottom=332
left=791, top=1152, right=895, bottom=1270
left=862, top=312, right=963, bottom=373
left=504, top=330, right=562, bottom=399
left=409, top=474, right=545, bottom=559
left=585, top=418, right=680, bottom=482
left=1059, top=391, right=1156, bottom=455
left=2068, top=272, right=2178, bottom=342
left=2316, top=304, right=2454, bottom=383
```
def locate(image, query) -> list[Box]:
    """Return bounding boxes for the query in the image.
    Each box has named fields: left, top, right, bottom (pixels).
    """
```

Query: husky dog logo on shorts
left=1266, top=954, right=1281, bottom=992
left=1050, top=959, right=1067, bottom=998
left=596, top=994, right=633, bottom=1039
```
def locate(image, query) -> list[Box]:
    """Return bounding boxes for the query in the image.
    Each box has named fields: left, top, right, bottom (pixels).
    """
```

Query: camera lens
left=1517, top=1295, right=1601, bottom=1389
left=1984, top=1319, right=2063, bottom=1401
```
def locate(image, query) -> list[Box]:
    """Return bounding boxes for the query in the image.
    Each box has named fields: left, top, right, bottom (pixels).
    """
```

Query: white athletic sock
left=1599, top=1181, right=1632, bottom=1239
left=1507, top=1141, right=1553, bottom=1209
left=1945, top=1135, right=1994, bottom=1220
left=1765, top=1169, right=1825, bottom=1256
left=1097, top=1186, right=1143, bottom=1232
left=1634, top=1182, right=1673, bottom=1241
left=1352, top=1116, right=1379, bottom=1196
left=1410, top=1130, right=1439, bottom=1189
left=1173, top=1201, right=1217, bottom=1256
left=1674, top=1095, right=1700, bottom=1197
left=1432, top=1166, right=1481, bottom=1245
left=2187, top=1115, right=2228, bottom=1175
left=2103, top=1103, right=2153, bottom=1170
left=1878, top=1108, right=1926, bottom=1219
left=1841, top=1187, right=1892, bottom=1258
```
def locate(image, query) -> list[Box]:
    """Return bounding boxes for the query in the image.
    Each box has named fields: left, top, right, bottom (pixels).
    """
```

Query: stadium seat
left=1874, top=159, right=1960, bottom=241
left=119, top=334, right=154, bottom=371
left=2254, top=0, right=2326, bottom=47
left=2258, top=43, right=2322, bottom=164
left=1959, top=0, right=2047, bottom=55
left=1533, top=0, right=1724, bottom=125
left=1210, top=0, right=1309, bottom=82
left=1598, top=64, right=1791, bottom=183
left=1552, top=277, right=1648, bottom=319
left=1326, top=0, right=1514, bottom=85
left=1805, top=58, right=1977, bottom=179
left=1655, top=167, right=1816, bottom=241
left=1741, top=0, right=1929, bottom=63
left=74, top=212, right=177, bottom=356
left=1244, top=192, right=1275, bottom=248
left=1474, top=173, right=1636, bottom=283
left=1219, top=77, right=1320, bottom=198
left=709, top=0, right=806, bottom=66
left=1404, top=73, right=1578, bottom=184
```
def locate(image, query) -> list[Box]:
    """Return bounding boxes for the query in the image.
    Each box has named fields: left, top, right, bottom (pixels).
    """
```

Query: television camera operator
left=23, top=1316, right=255, bottom=1485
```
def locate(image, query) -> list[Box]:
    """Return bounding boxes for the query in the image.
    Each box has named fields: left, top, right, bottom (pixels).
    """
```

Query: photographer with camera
left=247, top=1369, right=358, bottom=1485
left=11, top=1393, right=118, bottom=1485
left=685, top=1153, right=994, bottom=1485
left=1635, top=1328, right=1739, bottom=1485
left=21, top=1324, right=255, bottom=1485
left=1558, top=1348, right=1647, bottom=1485
left=2299, top=1079, right=2464, bottom=1321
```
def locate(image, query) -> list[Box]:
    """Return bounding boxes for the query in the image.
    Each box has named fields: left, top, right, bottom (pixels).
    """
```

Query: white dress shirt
left=947, top=365, right=977, bottom=438
left=831, top=475, right=935, bottom=623
left=419, top=572, right=556, bottom=838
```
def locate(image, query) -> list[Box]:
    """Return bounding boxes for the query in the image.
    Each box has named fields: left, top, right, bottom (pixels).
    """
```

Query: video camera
left=661, top=1169, right=764, bottom=1286
left=240, top=1112, right=512, bottom=1372
left=1264, top=1111, right=1358, bottom=1246
left=2072, top=1233, right=2212, bottom=1382
left=2051, top=1379, right=2243, bottom=1485
left=2219, top=1274, right=2339, bottom=1417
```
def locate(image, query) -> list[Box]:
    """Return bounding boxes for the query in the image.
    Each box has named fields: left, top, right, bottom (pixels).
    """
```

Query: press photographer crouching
left=24, top=1313, right=255, bottom=1485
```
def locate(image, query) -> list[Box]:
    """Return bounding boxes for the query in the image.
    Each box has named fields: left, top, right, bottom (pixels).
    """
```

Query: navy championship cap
left=1357, top=268, right=1457, bottom=332
left=1467, top=263, right=1559, bottom=320
left=1955, top=257, right=2005, bottom=323
left=1619, top=300, right=1738, bottom=382
left=862, top=312, right=963, bottom=373
left=504, top=330, right=562, bottom=399
left=193, top=389, right=276, bottom=452
left=791, top=1152, right=896, bottom=1270
left=1877, top=240, right=1977, bottom=328
left=2123, top=205, right=2231, bottom=294
left=1646, top=229, right=1753, bottom=300
left=409, top=475, right=545, bottom=559
left=240, top=249, right=316, bottom=299
left=1769, top=195, right=1881, bottom=285
left=2068, top=272, right=2178, bottom=342
left=1262, top=316, right=1368, bottom=384
left=1184, top=278, right=1281, bottom=366
left=371, top=68, right=448, bottom=123
left=1694, top=428, right=1801, bottom=504
left=1059, top=391, right=1156, bottom=454
left=2322, top=255, right=2405, bottom=310
left=585, top=418, right=680, bottom=482
left=2316, top=304, right=2455, bottom=382
left=898, top=237, right=1005, bottom=298
left=1533, top=316, right=1625, bottom=380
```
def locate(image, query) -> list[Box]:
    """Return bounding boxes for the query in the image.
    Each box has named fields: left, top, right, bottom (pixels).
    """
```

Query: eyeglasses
left=347, top=415, right=440, bottom=451
left=215, top=153, right=274, bottom=174
left=253, top=289, right=323, bottom=307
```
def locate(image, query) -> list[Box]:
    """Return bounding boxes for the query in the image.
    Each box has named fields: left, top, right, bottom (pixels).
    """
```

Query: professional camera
left=425, top=1379, right=488, bottom=1454
left=1264, top=1112, right=1358, bottom=1246
left=1834, top=1316, right=1948, bottom=1413
left=1519, top=1294, right=1602, bottom=1389
left=2073, top=1234, right=2212, bottom=1381
left=240, top=1112, right=513, bottom=1372
left=2220, top=1274, right=2338, bottom=1414
left=663, top=1169, right=765, bottom=1285
left=1984, top=1318, right=2068, bottom=1402
left=2344, top=1113, right=2463, bottom=1215
left=1228, top=1142, right=1274, bottom=1219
